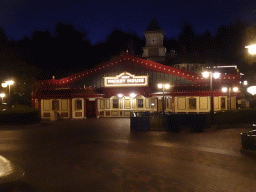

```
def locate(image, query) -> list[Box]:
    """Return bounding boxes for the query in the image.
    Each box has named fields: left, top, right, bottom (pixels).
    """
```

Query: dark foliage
left=0, top=20, right=256, bottom=106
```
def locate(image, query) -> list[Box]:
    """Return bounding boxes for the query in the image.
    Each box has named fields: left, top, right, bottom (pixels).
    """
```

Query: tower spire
left=142, top=17, right=166, bottom=63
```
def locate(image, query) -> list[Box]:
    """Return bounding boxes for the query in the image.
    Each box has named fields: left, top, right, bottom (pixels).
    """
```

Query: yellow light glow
left=158, top=84, right=170, bottom=89
left=1, top=83, right=7, bottom=88
left=130, top=93, right=136, bottom=98
left=0, top=93, right=5, bottom=98
left=157, top=84, right=163, bottom=89
left=6, top=80, right=14, bottom=85
left=118, top=94, right=123, bottom=98
left=164, top=84, right=170, bottom=89
left=247, top=86, right=256, bottom=95
left=245, top=44, right=256, bottom=55
left=222, top=87, right=228, bottom=92
left=233, top=87, right=238, bottom=92
left=213, top=72, right=220, bottom=79
left=202, top=72, right=209, bottom=78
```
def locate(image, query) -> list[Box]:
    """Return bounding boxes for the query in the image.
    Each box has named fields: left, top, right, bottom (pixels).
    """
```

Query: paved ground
left=0, top=118, right=256, bottom=191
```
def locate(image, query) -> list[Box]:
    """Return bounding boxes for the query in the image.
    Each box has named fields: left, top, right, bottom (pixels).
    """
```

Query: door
left=72, top=98, right=84, bottom=119
left=86, top=99, right=96, bottom=118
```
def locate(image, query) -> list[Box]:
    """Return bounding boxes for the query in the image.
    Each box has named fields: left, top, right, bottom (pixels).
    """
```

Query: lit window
left=75, top=99, right=82, bottom=110
left=113, top=99, right=119, bottom=108
left=52, top=100, right=59, bottom=111
left=138, top=99, right=143, bottom=108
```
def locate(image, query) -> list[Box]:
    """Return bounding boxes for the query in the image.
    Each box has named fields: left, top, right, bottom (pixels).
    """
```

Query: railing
left=130, top=111, right=207, bottom=132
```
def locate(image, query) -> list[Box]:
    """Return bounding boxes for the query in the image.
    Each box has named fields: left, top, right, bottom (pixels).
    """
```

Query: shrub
left=0, top=104, right=40, bottom=125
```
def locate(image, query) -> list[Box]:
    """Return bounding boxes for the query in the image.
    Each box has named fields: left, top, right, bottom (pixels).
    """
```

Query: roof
left=34, top=53, right=240, bottom=89
left=145, top=17, right=162, bottom=32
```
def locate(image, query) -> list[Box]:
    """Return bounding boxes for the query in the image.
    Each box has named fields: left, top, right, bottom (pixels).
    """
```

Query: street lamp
left=245, top=44, right=256, bottom=55
left=1, top=80, right=14, bottom=103
left=202, top=71, right=220, bottom=122
left=222, top=86, right=239, bottom=110
left=157, top=83, right=170, bottom=115
left=0, top=93, right=5, bottom=103
left=247, top=86, right=256, bottom=95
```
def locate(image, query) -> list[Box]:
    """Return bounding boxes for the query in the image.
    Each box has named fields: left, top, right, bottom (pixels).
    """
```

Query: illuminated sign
left=104, top=72, right=148, bottom=87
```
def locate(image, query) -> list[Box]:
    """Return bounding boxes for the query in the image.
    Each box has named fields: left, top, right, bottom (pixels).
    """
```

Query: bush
left=165, top=114, right=207, bottom=132
left=0, top=104, right=40, bottom=125
left=213, top=109, right=256, bottom=126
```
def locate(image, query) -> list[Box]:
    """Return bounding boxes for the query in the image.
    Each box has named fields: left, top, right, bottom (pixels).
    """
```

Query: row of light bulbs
left=117, top=93, right=136, bottom=98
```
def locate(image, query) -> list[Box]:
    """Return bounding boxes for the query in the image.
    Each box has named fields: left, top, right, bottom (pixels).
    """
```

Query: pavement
left=0, top=119, right=256, bottom=191
left=0, top=155, right=24, bottom=185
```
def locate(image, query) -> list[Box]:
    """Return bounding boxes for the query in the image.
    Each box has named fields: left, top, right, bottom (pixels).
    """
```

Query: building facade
left=31, top=18, right=241, bottom=119
left=32, top=53, right=241, bottom=119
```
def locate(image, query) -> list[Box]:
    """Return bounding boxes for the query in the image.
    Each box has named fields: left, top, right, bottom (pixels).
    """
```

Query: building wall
left=41, top=99, right=70, bottom=119
left=39, top=95, right=237, bottom=119
left=174, top=96, right=236, bottom=113
left=98, top=95, right=159, bottom=117
left=173, top=64, right=207, bottom=74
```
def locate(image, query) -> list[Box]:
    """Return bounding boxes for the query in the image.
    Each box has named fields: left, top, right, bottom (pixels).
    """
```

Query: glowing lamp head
left=117, top=94, right=123, bottom=98
left=6, top=80, right=14, bottom=85
left=213, top=72, right=220, bottom=79
left=247, top=86, right=256, bottom=95
left=245, top=44, right=256, bottom=55
left=158, top=84, right=170, bottom=89
left=1, top=83, right=7, bottom=88
left=233, top=87, right=239, bottom=92
left=202, top=72, right=210, bottom=78
left=157, top=84, right=163, bottom=89
left=222, top=87, right=228, bottom=92
left=0, top=93, right=5, bottom=98
left=164, top=84, right=170, bottom=89
left=130, top=93, right=136, bottom=98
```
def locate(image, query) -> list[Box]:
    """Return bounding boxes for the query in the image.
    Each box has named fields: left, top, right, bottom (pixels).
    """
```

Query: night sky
left=0, top=0, right=255, bottom=45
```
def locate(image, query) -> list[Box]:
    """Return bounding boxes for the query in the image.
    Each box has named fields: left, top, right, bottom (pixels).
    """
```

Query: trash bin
left=130, top=112, right=149, bottom=131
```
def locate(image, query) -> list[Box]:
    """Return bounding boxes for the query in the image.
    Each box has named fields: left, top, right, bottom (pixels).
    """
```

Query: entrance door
left=86, top=99, right=96, bottom=118
left=72, top=98, right=84, bottom=119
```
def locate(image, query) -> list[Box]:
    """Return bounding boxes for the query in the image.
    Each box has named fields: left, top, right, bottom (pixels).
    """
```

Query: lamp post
left=157, top=83, right=170, bottom=116
left=0, top=93, right=5, bottom=103
left=1, top=80, right=14, bottom=103
left=222, top=86, right=239, bottom=110
left=202, top=71, right=220, bottom=124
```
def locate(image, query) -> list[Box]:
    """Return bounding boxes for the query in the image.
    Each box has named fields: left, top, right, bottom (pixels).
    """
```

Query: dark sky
left=0, top=0, right=255, bottom=45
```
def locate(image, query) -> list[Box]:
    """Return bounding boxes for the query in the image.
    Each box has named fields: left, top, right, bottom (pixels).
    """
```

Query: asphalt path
left=0, top=118, right=256, bottom=191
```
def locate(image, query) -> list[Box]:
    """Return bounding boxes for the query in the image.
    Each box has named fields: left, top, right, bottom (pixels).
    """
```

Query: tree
left=178, top=23, right=197, bottom=55
left=176, top=22, right=199, bottom=63
left=52, top=22, right=92, bottom=78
